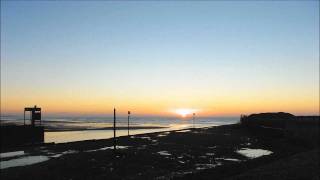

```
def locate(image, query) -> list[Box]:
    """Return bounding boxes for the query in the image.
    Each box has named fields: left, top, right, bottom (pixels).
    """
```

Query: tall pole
left=128, top=111, right=130, bottom=136
left=193, top=113, right=195, bottom=129
left=30, top=111, right=32, bottom=126
left=24, top=110, right=25, bottom=126
left=113, top=108, right=116, bottom=150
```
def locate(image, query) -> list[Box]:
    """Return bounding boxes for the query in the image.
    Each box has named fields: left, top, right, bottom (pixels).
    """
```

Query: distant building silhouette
left=24, top=105, right=42, bottom=126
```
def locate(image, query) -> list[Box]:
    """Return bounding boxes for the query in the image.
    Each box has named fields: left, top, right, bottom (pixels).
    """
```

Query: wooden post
left=30, top=111, right=32, bottom=126
left=24, top=110, right=25, bottom=126
left=113, top=108, right=116, bottom=150
left=128, top=111, right=130, bottom=136
left=40, top=108, right=42, bottom=126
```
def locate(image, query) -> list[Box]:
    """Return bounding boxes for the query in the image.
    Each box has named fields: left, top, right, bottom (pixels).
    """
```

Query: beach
left=1, top=123, right=318, bottom=180
left=2, top=1, right=319, bottom=179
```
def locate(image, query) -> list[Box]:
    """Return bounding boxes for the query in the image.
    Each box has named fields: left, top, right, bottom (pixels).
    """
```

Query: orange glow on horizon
left=1, top=88, right=319, bottom=117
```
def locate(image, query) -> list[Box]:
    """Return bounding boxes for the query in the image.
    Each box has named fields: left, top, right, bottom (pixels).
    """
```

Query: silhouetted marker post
left=24, top=105, right=41, bottom=126
left=113, top=108, right=116, bottom=150
left=128, top=111, right=130, bottom=136
left=193, top=113, right=196, bottom=129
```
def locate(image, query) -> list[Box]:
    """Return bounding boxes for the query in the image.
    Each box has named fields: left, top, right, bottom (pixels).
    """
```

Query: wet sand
left=0, top=124, right=317, bottom=180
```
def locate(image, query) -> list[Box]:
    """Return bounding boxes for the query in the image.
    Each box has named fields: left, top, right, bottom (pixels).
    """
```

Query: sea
left=0, top=115, right=239, bottom=144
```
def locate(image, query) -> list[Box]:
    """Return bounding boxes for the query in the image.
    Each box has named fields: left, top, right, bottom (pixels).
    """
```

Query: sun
left=175, top=109, right=194, bottom=118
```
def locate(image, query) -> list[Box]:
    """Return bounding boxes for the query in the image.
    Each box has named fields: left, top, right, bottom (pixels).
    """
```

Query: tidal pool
left=0, top=151, right=25, bottom=159
left=0, top=156, right=49, bottom=169
left=237, top=148, right=273, bottom=159
left=1, top=150, right=81, bottom=169
left=157, top=151, right=172, bottom=156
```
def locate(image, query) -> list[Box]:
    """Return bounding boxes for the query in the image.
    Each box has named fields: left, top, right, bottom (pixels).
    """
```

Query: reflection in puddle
left=51, top=150, right=79, bottom=158
left=139, top=137, right=152, bottom=140
left=216, top=158, right=241, bottom=162
left=237, top=148, right=273, bottom=159
left=0, top=151, right=25, bottom=159
left=157, top=151, right=171, bottom=156
left=85, top=146, right=129, bottom=152
left=157, top=134, right=168, bottom=137
left=176, top=130, right=191, bottom=133
left=195, top=162, right=221, bottom=170
left=224, top=158, right=240, bottom=162
left=1, top=149, right=82, bottom=169
left=0, top=156, right=49, bottom=169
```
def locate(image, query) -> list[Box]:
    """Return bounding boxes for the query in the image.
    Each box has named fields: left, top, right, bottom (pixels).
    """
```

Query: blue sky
left=1, top=1, right=319, bottom=116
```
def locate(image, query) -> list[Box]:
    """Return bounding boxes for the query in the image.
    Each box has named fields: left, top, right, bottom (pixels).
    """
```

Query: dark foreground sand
left=1, top=124, right=318, bottom=180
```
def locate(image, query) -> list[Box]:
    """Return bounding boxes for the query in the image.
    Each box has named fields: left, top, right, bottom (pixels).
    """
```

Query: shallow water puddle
left=85, top=146, right=129, bottom=152
left=237, top=148, right=273, bottom=159
left=40, top=149, right=51, bottom=153
left=50, top=150, right=79, bottom=158
left=157, top=151, right=172, bottom=156
left=195, top=162, right=221, bottom=170
left=224, top=158, right=241, bottom=162
left=139, top=136, right=152, bottom=140
left=216, top=158, right=241, bottom=162
left=0, top=156, right=49, bottom=169
left=157, top=134, right=168, bottom=137
left=176, top=130, right=191, bottom=133
left=1, top=149, right=82, bottom=169
left=0, top=151, right=25, bottom=159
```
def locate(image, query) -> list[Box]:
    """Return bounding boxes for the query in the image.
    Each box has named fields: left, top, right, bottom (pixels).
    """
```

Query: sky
left=1, top=1, right=319, bottom=117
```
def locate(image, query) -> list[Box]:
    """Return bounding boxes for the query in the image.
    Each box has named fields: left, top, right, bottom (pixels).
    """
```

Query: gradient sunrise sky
left=1, top=1, right=319, bottom=117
